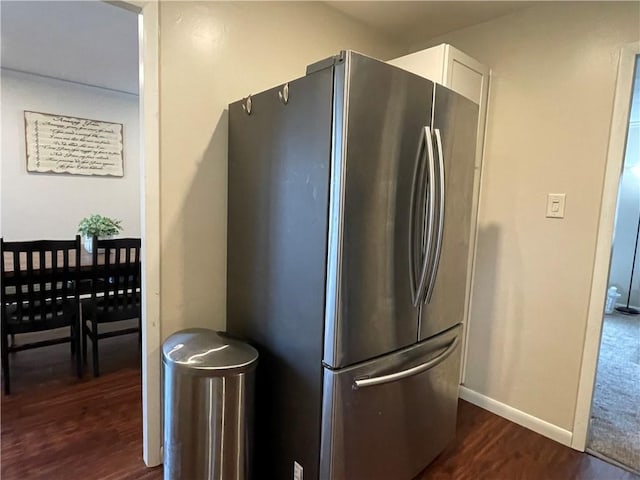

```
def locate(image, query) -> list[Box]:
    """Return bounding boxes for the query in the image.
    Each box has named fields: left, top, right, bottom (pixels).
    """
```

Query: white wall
left=158, top=1, right=404, bottom=340
left=1, top=69, right=140, bottom=240
left=407, top=2, right=640, bottom=433
left=609, top=69, right=640, bottom=306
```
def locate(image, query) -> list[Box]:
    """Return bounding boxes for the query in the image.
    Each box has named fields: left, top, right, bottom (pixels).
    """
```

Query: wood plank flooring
left=417, top=400, right=639, bottom=480
left=2, top=335, right=637, bottom=479
left=1, top=333, right=160, bottom=479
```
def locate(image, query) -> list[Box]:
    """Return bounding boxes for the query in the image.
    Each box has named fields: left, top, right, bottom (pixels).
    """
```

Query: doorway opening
left=586, top=54, right=640, bottom=474
left=0, top=1, right=157, bottom=476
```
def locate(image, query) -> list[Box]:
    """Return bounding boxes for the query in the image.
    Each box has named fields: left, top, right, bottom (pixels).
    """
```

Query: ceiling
left=0, top=1, right=139, bottom=95
left=0, top=1, right=579, bottom=95
left=326, top=1, right=537, bottom=47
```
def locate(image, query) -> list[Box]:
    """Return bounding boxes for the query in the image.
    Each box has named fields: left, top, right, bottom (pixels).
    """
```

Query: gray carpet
left=588, top=313, right=640, bottom=472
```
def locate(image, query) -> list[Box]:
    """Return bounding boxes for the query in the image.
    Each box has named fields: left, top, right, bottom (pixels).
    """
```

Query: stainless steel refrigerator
left=227, top=51, right=478, bottom=480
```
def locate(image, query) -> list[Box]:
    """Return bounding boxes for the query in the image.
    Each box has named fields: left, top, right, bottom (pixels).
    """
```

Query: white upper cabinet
left=389, top=44, right=487, bottom=104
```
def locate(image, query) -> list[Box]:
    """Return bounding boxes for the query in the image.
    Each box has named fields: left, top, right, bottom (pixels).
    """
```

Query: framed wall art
left=24, top=111, right=124, bottom=177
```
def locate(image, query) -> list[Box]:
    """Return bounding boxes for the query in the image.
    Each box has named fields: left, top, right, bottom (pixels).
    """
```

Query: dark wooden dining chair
left=82, top=237, right=141, bottom=377
left=1, top=236, right=83, bottom=395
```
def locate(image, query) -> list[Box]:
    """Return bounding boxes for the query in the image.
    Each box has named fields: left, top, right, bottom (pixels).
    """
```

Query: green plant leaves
left=77, top=214, right=123, bottom=237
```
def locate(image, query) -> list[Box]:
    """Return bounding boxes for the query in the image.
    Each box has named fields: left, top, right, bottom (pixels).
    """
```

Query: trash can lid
left=162, top=328, right=258, bottom=373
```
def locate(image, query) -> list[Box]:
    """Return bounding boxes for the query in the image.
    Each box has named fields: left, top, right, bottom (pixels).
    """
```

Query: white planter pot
left=83, top=235, right=114, bottom=254
left=83, top=235, right=93, bottom=253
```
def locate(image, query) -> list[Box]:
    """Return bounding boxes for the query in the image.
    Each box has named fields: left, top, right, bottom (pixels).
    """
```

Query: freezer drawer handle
left=353, top=336, right=459, bottom=389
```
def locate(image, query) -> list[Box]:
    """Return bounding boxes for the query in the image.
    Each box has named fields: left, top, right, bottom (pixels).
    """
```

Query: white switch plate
left=546, top=193, right=566, bottom=218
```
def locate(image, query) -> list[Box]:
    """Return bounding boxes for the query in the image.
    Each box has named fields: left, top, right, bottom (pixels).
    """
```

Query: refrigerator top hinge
left=306, top=50, right=347, bottom=75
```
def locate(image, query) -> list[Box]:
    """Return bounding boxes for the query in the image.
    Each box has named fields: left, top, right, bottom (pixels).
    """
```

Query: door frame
left=107, top=0, right=162, bottom=467
left=571, top=42, right=639, bottom=451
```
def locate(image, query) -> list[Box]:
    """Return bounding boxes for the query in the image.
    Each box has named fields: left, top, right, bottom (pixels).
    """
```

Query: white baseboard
left=459, top=386, right=573, bottom=447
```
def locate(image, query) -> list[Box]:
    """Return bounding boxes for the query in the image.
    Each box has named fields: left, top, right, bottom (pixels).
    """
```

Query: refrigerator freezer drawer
left=320, top=325, right=462, bottom=480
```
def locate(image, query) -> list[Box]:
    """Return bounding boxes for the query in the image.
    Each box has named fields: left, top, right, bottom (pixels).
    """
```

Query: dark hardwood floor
left=1, top=331, right=160, bottom=480
left=417, top=400, right=638, bottom=480
left=1, top=334, right=636, bottom=480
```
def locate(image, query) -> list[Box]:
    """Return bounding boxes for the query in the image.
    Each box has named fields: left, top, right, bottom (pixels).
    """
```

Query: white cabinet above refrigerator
left=389, top=43, right=488, bottom=107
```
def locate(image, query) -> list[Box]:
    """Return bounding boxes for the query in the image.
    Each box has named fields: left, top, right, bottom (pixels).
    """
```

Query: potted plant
left=77, top=214, right=123, bottom=253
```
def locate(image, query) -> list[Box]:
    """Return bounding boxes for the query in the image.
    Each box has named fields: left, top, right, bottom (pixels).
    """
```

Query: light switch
left=546, top=193, right=566, bottom=218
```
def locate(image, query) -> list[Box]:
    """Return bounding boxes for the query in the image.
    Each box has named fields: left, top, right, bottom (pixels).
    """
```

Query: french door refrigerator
left=227, top=51, right=478, bottom=480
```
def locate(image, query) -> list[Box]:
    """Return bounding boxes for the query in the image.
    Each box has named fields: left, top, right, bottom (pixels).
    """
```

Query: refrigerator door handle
left=409, top=126, right=433, bottom=306
left=425, top=128, right=446, bottom=304
left=353, top=335, right=459, bottom=389
left=408, top=127, right=425, bottom=304
left=414, top=126, right=436, bottom=306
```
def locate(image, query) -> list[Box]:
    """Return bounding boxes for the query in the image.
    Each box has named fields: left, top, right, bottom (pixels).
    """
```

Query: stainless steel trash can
left=162, top=328, right=258, bottom=480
